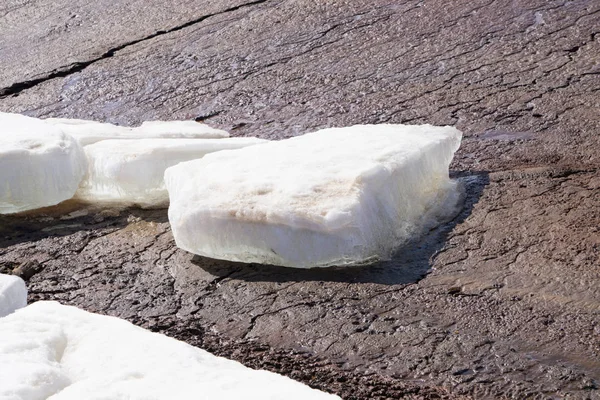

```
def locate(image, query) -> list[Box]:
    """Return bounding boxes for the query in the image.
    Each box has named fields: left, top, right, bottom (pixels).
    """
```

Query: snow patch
left=0, top=301, right=339, bottom=400
left=166, top=124, right=462, bottom=268
left=76, top=137, right=268, bottom=207
left=0, top=274, right=27, bottom=318
left=0, top=113, right=86, bottom=214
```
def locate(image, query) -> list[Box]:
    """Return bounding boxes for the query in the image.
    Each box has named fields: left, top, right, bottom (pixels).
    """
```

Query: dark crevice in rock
left=0, top=0, right=270, bottom=99
left=194, top=110, right=223, bottom=122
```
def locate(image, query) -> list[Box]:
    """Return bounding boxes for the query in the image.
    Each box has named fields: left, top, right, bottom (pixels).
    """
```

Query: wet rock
left=1, top=0, right=599, bottom=398
left=12, top=260, right=43, bottom=281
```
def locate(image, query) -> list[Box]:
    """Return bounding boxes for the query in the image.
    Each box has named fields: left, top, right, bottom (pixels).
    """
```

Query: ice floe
left=76, top=137, right=268, bottom=206
left=0, top=274, right=27, bottom=318
left=0, top=301, right=339, bottom=400
left=0, top=113, right=86, bottom=214
left=166, top=124, right=462, bottom=268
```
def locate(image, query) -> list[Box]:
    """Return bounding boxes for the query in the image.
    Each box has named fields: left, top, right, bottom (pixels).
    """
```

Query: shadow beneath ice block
left=193, top=172, right=489, bottom=285
left=0, top=200, right=169, bottom=250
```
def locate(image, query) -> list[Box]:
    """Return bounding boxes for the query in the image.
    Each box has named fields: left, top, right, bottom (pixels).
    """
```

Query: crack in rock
left=0, top=0, right=270, bottom=99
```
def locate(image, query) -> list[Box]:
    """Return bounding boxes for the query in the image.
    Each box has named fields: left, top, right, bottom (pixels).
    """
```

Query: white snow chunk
left=0, top=274, right=27, bottom=318
left=0, top=301, right=339, bottom=400
left=0, top=113, right=86, bottom=214
left=46, top=117, right=229, bottom=146
left=166, top=124, right=462, bottom=268
left=75, top=137, right=268, bottom=207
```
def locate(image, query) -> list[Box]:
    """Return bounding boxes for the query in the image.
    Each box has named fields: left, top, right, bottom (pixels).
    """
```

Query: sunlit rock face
left=166, top=124, right=462, bottom=268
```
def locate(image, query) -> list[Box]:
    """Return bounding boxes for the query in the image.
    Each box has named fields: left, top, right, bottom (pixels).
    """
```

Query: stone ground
left=1, top=0, right=599, bottom=398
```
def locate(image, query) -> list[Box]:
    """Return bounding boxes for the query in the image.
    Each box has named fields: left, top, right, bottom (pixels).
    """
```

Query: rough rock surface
left=1, top=0, right=599, bottom=399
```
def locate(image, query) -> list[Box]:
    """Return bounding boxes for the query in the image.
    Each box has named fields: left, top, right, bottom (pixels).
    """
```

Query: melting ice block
left=75, top=137, right=268, bottom=207
left=0, top=301, right=339, bottom=400
left=0, top=113, right=86, bottom=214
left=0, top=274, right=27, bottom=318
left=166, top=124, right=462, bottom=268
left=46, top=117, right=229, bottom=145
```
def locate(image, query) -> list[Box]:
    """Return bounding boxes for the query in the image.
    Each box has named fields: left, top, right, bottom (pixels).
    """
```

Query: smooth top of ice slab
left=1, top=113, right=228, bottom=146
left=166, top=124, right=462, bottom=232
left=137, top=120, right=228, bottom=137
left=83, top=136, right=266, bottom=156
left=44, top=116, right=229, bottom=145
left=0, top=301, right=339, bottom=400
left=45, top=117, right=127, bottom=128
left=0, top=274, right=27, bottom=318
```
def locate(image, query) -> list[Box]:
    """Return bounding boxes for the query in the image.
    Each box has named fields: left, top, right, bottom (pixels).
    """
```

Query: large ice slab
left=0, top=301, right=339, bottom=400
left=0, top=113, right=86, bottom=214
left=166, top=124, right=462, bottom=268
left=46, top=117, right=229, bottom=145
left=0, top=274, right=27, bottom=318
left=75, top=137, right=268, bottom=207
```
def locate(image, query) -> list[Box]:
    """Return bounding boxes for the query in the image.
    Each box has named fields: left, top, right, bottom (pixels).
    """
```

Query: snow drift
left=0, top=274, right=27, bottom=318
left=0, top=301, right=339, bottom=400
left=166, top=124, right=462, bottom=268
